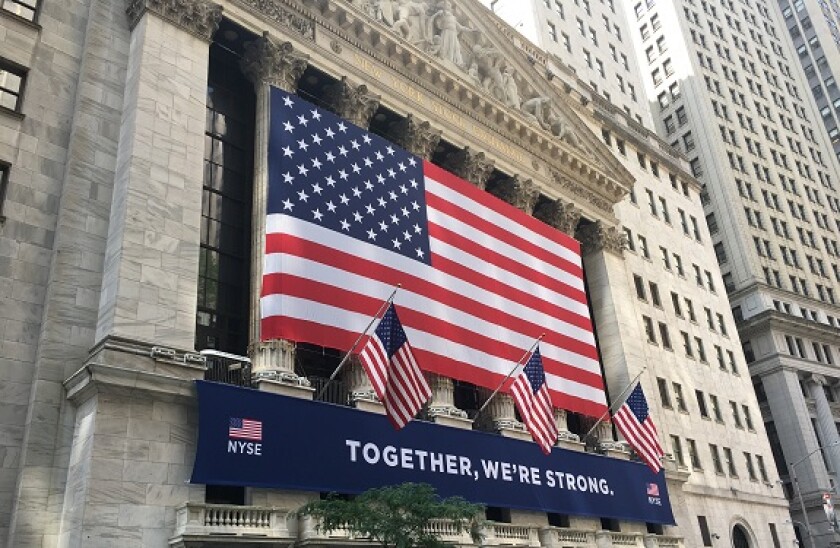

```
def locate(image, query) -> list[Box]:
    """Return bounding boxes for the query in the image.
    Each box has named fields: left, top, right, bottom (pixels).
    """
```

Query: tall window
left=0, top=160, right=8, bottom=223
left=196, top=44, right=255, bottom=354
left=1, top=0, right=38, bottom=21
left=0, top=58, right=27, bottom=112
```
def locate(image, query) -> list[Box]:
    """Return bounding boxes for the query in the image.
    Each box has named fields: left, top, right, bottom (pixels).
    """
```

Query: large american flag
left=613, top=384, right=664, bottom=473
left=261, top=87, right=607, bottom=417
left=359, top=303, right=431, bottom=429
left=510, top=347, right=558, bottom=454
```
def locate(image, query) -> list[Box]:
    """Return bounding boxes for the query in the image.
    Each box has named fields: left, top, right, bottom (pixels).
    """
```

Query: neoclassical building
left=0, top=0, right=793, bottom=546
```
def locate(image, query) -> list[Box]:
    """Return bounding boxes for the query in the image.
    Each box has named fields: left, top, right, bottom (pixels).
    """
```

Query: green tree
left=298, top=482, right=484, bottom=548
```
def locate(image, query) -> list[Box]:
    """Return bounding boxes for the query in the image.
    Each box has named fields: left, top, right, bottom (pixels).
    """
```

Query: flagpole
left=473, top=333, right=545, bottom=419
left=316, top=284, right=401, bottom=401
left=583, top=366, right=648, bottom=440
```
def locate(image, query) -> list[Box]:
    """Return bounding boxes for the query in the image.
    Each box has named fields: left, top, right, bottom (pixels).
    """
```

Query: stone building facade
left=0, top=0, right=793, bottom=547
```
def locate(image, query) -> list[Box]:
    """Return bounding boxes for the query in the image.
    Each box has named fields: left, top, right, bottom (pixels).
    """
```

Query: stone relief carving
left=234, top=0, right=315, bottom=40
left=241, top=34, right=309, bottom=92
left=577, top=221, right=627, bottom=257
left=127, top=0, right=223, bottom=41
left=552, top=171, right=612, bottom=214
left=390, top=114, right=442, bottom=159
left=324, top=76, right=381, bottom=128
left=358, top=0, right=580, bottom=147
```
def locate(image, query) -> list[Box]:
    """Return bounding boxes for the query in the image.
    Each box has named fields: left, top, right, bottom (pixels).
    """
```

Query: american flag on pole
left=613, top=383, right=664, bottom=473
left=359, top=303, right=431, bottom=429
left=260, top=87, right=607, bottom=418
left=510, top=347, right=558, bottom=454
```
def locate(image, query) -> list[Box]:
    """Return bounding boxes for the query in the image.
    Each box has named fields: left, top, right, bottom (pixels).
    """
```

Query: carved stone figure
left=429, top=1, right=474, bottom=67
left=392, top=0, right=430, bottom=44
left=471, top=42, right=504, bottom=100
left=521, top=96, right=551, bottom=129
left=501, top=66, right=520, bottom=109
left=547, top=112, right=579, bottom=145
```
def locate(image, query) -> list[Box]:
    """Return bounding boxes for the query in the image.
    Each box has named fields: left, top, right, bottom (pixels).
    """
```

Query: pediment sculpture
left=354, top=0, right=580, bottom=147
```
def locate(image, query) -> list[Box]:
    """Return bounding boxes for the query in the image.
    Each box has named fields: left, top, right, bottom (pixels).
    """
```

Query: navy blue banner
left=191, top=381, right=675, bottom=524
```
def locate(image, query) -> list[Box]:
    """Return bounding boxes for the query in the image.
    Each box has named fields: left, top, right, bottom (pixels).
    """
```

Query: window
left=643, top=315, right=656, bottom=344
left=671, top=292, right=681, bottom=316
left=634, top=274, right=647, bottom=300
left=710, top=395, right=722, bottom=422
left=673, top=382, right=687, bottom=412
left=548, top=22, right=558, bottom=42
left=724, top=447, right=737, bottom=476
left=744, top=453, right=757, bottom=480
left=638, top=235, right=650, bottom=258
left=671, top=435, right=685, bottom=466
left=710, top=444, right=723, bottom=474
left=659, top=322, right=672, bottom=349
left=698, top=516, right=713, bottom=546
left=0, top=161, right=8, bottom=223
left=0, top=58, right=27, bottom=113
left=687, top=439, right=702, bottom=469
left=1, top=0, right=38, bottom=21
left=731, top=401, right=743, bottom=428
left=649, top=282, right=661, bottom=306
left=742, top=405, right=754, bottom=430
left=757, top=455, right=769, bottom=482
left=696, top=390, right=709, bottom=418
left=657, top=377, right=671, bottom=408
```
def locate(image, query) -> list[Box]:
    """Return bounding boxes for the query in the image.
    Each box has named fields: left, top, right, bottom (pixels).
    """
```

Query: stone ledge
left=64, top=362, right=198, bottom=405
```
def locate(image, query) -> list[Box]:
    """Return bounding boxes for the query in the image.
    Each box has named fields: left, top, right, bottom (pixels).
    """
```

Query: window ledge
left=0, top=9, right=41, bottom=30
left=0, top=106, right=24, bottom=121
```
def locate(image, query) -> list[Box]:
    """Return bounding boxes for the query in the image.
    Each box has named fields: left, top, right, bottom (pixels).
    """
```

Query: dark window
left=486, top=507, right=511, bottom=523
left=547, top=513, right=570, bottom=527
left=1, top=0, right=38, bottom=21
left=0, top=58, right=27, bottom=112
left=600, top=517, right=620, bottom=531
left=698, top=515, right=713, bottom=546
left=0, top=160, right=8, bottom=223
left=769, top=523, right=781, bottom=548
left=196, top=42, right=255, bottom=354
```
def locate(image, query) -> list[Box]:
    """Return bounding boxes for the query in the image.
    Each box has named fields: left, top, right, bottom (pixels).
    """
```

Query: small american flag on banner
left=359, top=303, right=431, bottom=429
left=613, top=384, right=664, bottom=473
left=510, top=347, right=558, bottom=454
left=229, top=418, right=262, bottom=441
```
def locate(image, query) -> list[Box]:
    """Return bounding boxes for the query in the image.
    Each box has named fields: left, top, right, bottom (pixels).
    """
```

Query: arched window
left=732, top=524, right=750, bottom=548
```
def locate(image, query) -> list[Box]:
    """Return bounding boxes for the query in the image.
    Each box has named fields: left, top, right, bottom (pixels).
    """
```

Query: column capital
left=577, top=221, right=626, bottom=257
left=487, top=175, right=540, bottom=215
left=127, top=0, right=222, bottom=41
left=391, top=115, right=441, bottom=160
left=806, top=373, right=828, bottom=387
left=534, top=198, right=582, bottom=236
left=442, top=147, right=495, bottom=190
left=324, top=76, right=381, bottom=129
left=241, top=33, right=309, bottom=92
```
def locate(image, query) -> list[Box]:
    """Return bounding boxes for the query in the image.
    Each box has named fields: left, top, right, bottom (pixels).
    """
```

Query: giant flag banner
left=261, top=87, right=608, bottom=417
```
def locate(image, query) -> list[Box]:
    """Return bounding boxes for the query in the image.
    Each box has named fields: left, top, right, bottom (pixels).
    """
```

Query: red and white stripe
left=510, top=375, right=558, bottom=454
left=359, top=332, right=431, bottom=429
left=613, top=408, right=664, bottom=473
left=261, top=161, right=607, bottom=418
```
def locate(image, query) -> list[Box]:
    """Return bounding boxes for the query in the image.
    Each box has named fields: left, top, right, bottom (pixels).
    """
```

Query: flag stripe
left=261, top=314, right=607, bottom=416
left=264, top=229, right=599, bottom=361
left=613, top=384, right=663, bottom=473
left=423, top=165, right=582, bottom=260
left=509, top=349, right=558, bottom=455
left=262, top=272, right=603, bottom=382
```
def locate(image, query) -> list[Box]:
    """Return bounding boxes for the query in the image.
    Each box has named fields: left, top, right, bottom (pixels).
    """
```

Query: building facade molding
left=487, top=174, right=540, bottom=215
left=442, top=146, right=495, bottom=190
left=233, top=0, right=316, bottom=41
left=323, top=76, right=381, bottom=128
left=577, top=221, right=626, bottom=257
left=390, top=114, right=442, bottom=160
left=533, top=198, right=582, bottom=236
left=126, top=0, right=223, bottom=41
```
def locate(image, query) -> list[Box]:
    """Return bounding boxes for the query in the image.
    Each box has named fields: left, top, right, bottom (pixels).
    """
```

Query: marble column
left=806, top=374, right=840, bottom=478
left=390, top=114, right=441, bottom=159
left=554, top=408, right=584, bottom=451
left=343, top=358, right=385, bottom=415
left=324, top=76, right=380, bottom=129
left=442, top=146, right=494, bottom=189
left=241, top=34, right=312, bottom=396
left=478, top=389, right=529, bottom=440
left=426, top=373, right=471, bottom=429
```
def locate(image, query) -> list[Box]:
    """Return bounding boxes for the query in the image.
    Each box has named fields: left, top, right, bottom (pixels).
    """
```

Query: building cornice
left=127, top=0, right=223, bottom=41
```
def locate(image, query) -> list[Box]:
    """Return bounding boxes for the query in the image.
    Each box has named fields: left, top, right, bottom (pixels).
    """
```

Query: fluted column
left=324, top=76, right=381, bottom=128
left=241, top=34, right=312, bottom=395
left=426, top=373, right=471, bottom=429
left=807, top=375, right=840, bottom=477
left=553, top=408, right=583, bottom=450
left=442, top=147, right=494, bottom=189
left=391, top=114, right=441, bottom=160
left=478, top=389, right=529, bottom=440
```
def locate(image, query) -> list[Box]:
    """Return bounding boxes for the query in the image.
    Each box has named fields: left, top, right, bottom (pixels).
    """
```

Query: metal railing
left=201, top=350, right=251, bottom=387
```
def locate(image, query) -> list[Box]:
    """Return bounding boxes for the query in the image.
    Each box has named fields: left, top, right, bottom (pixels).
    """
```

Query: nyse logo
left=227, top=417, right=263, bottom=457
left=646, top=482, right=662, bottom=506
left=228, top=440, right=262, bottom=456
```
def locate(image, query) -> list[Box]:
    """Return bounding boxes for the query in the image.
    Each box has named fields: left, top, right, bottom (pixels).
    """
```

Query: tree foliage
left=298, top=483, right=484, bottom=548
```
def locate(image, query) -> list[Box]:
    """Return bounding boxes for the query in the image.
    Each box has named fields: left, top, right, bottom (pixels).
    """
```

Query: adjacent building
left=0, top=0, right=795, bottom=547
